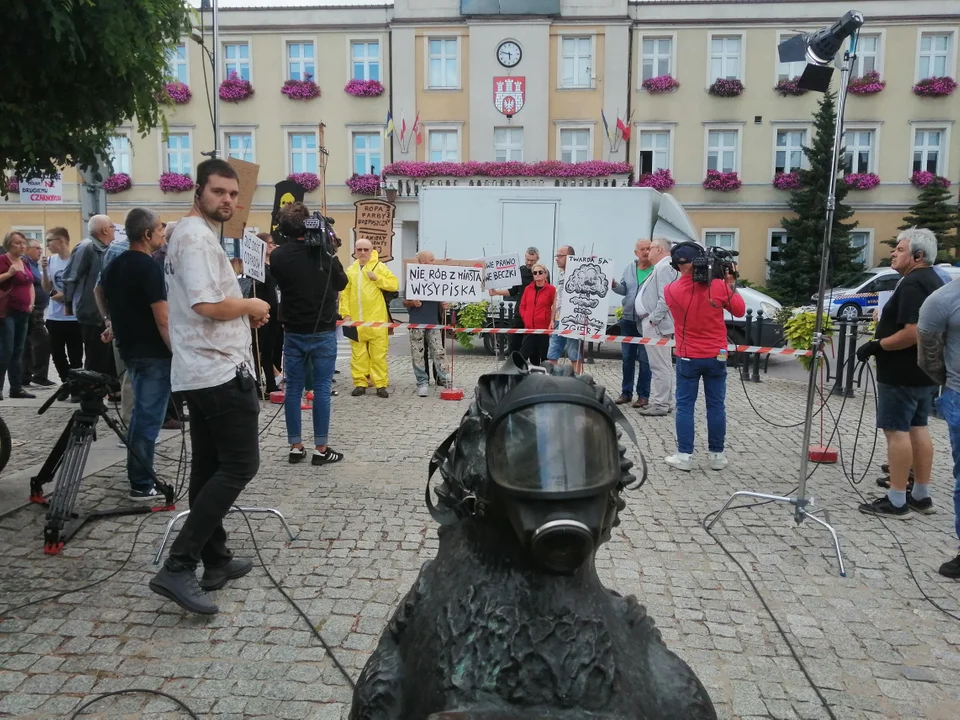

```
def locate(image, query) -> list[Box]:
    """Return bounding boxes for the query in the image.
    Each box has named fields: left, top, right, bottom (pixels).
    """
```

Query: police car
left=814, top=264, right=960, bottom=321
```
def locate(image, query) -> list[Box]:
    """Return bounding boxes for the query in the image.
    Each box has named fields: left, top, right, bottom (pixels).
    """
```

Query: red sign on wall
left=493, top=76, right=525, bottom=117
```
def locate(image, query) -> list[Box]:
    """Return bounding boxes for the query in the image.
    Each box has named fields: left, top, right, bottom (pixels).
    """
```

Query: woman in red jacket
left=517, top=263, right=556, bottom=365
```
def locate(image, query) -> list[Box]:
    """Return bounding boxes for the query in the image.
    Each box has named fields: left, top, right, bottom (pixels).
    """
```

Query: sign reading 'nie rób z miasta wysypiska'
left=493, top=77, right=524, bottom=117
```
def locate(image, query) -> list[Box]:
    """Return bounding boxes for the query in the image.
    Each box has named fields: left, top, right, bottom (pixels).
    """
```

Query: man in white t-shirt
left=41, top=227, right=83, bottom=399
left=149, top=159, right=270, bottom=615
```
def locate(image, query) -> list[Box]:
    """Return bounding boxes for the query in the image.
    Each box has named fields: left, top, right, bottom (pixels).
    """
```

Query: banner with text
left=18, top=174, right=63, bottom=204
left=558, top=256, right=614, bottom=335
left=481, top=252, right=521, bottom=290
left=241, top=231, right=266, bottom=282
left=406, top=263, right=484, bottom=303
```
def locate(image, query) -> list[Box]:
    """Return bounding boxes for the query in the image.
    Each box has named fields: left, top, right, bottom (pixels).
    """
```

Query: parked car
left=813, top=264, right=960, bottom=320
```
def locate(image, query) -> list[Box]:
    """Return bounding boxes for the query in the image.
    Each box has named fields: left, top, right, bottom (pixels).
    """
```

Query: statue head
left=427, top=355, right=642, bottom=575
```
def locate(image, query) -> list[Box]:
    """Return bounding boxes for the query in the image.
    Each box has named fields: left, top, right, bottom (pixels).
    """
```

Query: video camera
left=38, top=369, right=121, bottom=416
left=693, top=246, right=739, bottom=285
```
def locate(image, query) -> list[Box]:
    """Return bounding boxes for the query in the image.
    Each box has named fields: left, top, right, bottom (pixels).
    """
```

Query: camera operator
left=663, top=243, right=745, bottom=472
left=269, top=202, right=348, bottom=465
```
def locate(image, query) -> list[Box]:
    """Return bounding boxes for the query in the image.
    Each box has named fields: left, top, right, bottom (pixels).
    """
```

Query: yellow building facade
left=2, top=0, right=957, bottom=283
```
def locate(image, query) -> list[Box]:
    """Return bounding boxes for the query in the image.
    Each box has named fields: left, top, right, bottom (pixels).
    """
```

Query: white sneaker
left=417, top=386, right=429, bottom=397
left=665, top=453, right=693, bottom=471
left=709, top=452, right=728, bottom=471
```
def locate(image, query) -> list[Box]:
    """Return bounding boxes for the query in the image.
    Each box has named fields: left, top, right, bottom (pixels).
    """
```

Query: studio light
left=778, top=10, right=864, bottom=92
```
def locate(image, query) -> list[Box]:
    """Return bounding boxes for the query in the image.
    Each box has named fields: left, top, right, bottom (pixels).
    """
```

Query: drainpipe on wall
left=625, top=22, right=634, bottom=177
left=388, top=27, right=394, bottom=165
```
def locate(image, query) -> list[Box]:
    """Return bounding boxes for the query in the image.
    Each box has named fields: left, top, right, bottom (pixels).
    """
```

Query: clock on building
left=496, top=40, right=522, bottom=68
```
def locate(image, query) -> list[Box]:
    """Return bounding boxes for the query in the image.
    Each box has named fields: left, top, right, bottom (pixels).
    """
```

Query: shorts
left=547, top=322, right=582, bottom=362
left=876, top=383, right=935, bottom=432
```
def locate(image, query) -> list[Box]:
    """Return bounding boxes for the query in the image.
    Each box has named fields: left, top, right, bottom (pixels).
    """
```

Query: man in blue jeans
left=918, top=276, right=960, bottom=578
left=269, top=202, right=349, bottom=465
left=100, top=208, right=171, bottom=500
left=612, top=239, right=653, bottom=407
left=546, top=245, right=583, bottom=373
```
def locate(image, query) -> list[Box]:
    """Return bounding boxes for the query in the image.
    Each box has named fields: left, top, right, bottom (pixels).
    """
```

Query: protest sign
left=406, top=263, right=484, bottom=303
left=19, top=174, right=63, bottom=203
left=271, top=180, right=304, bottom=236
left=241, top=231, right=266, bottom=282
left=558, top=256, right=614, bottom=335
left=482, top=252, right=521, bottom=290
left=224, top=158, right=259, bottom=239
left=354, top=199, right=396, bottom=262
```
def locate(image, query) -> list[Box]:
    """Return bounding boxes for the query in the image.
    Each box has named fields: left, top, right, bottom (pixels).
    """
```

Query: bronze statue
left=351, top=357, right=717, bottom=720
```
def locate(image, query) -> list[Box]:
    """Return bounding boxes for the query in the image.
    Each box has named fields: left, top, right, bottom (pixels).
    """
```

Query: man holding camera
left=663, top=243, right=745, bottom=471
left=269, top=202, right=348, bottom=464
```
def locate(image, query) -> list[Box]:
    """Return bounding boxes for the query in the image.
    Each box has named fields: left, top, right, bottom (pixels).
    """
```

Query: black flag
left=271, top=180, right=305, bottom=240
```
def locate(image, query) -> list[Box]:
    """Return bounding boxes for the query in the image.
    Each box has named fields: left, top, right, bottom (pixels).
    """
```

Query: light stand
left=707, top=11, right=865, bottom=578
left=193, top=0, right=221, bottom=158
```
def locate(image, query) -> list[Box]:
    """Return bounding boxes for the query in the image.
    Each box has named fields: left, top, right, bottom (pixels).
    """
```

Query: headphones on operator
left=669, top=241, right=706, bottom=271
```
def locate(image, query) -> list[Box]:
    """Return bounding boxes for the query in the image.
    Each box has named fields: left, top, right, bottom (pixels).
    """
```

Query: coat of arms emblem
left=493, top=76, right=525, bottom=117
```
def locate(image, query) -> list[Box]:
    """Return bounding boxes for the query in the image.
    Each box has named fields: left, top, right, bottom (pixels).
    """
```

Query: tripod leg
left=800, top=508, right=847, bottom=577
left=30, top=416, right=75, bottom=500
left=44, top=426, right=95, bottom=554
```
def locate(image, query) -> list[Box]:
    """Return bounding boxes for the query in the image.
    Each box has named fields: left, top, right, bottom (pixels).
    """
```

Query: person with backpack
left=339, top=238, right=399, bottom=398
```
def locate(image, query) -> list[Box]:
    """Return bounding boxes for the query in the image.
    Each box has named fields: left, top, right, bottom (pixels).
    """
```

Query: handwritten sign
left=240, top=231, right=266, bottom=282
left=354, top=199, right=396, bottom=262
left=482, top=252, right=521, bottom=290
left=19, top=174, right=63, bottom=203
left=224, top=158, right=259, bottom=239
left=406, top=263, right=484, bottom=303
left=558, top=256, right=614, bottom=336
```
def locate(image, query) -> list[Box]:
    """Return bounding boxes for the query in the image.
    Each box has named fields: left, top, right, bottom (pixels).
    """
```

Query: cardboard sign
left=19, top=174, right=63, bottom=203
left=271, top=180, right=305, bottom=236
left=482, top=252, right=521, bottom=290
left=224, top=158, right=259, bottom=239
left=406, top=263, right=484, bottom=303
left=558, top=256, right=614, bottom=335
left=354, top=199, right=396, bottom=262
left=240, top=231, right=266, bottom=282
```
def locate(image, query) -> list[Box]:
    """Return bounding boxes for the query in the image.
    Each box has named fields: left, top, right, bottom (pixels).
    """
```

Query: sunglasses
left=533, top=270, right=546, bottom=276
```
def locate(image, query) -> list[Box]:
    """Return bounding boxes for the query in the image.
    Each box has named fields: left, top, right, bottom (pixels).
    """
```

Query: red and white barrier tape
left=336, top=320, right=814, bottom=357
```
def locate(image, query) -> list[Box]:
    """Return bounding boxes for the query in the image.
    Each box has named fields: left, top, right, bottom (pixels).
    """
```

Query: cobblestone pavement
left=1, top=354, right=959, bottom=720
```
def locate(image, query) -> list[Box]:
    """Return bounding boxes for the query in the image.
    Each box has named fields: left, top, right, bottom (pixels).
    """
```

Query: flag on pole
left=399, top=115, right=407, bottom=142
left=617, top=116, right=631, bottom=142
left=383, top=111, right=395, bottom=140
left=412, top=113, right=422, bottom=145
left=601, top=110, right=614, bottom=143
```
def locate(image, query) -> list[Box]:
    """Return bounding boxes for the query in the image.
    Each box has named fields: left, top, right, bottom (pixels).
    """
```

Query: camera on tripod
left=692, top=246, right=739, bottom=285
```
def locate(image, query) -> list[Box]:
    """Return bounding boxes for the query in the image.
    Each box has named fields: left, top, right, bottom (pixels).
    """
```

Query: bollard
left=831, top=320, right=848, bottom=396
left=751, top=310, right=764, bottom=383
left=844, top=316, right=859, bottom=398
left=741, top=310, right=753, bottom=381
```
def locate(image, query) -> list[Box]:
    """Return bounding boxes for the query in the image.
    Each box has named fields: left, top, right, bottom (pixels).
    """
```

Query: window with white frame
left=638, top=130, right=670, bottom=174
left=705, top=231, right=737, bottom=251
left=14, top=227, right=45, bottom=242
left=710, top=35, right=741, bottom=81
left=224, top=42, right=250, bottom=80
left=352, top=40, right=380, bottom=81
left=777, top=34, right=805, bottom=81
left=167, top=44, right=187, bottom=83
left=707, top=130, right=738, bottom=173
left=919, top=32, right=951, bottom=79
left=289, top=132, right=318, bottom=174
left=561, top=37, right=593, bottom=88
left=287, top=41, right=315, bottom=80
left=913, top=128, right=945, bottom=174
left=843, top=129, right=875, bottom=174
left=165, top=133, right=191, bottom=174
left=353, top=133, right=382, bottom=176
left=428, top=130, right=459, bottom=162
left=494, top=128, right=524, bottom=162
left=767, top=231, right=790, bottom=278
left=225, top=132, right=254, bottom=162
left=849, top=230, right=872, bottom=267
left=853, top=34, right=880, bottom=77
left=108, top=135, right=131, bottom=175
left=559, top=129, right=591, bottom=163
left=775, top=129, right=805, bottom=174
left=641, top=37, right=672, bottom=81
left=427, top=38, right=459, bottom=88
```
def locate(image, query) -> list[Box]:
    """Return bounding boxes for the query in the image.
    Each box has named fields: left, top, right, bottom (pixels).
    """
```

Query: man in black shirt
left=101, top=208, right=172, bottom=501
left=857, top=228, right=944, bottom=519
left=269, top=203, right=348, bottom=465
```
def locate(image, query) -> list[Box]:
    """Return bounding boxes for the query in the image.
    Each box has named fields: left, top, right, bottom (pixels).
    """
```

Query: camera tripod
left=29, top=370, right=175, bottom=555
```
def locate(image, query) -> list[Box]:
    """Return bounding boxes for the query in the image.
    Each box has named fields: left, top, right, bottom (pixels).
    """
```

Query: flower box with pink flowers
left=219, top=72, right=254, bottom=102
left=281, top=74, right=321, bottom=101
left=102, top=173, right=132, bottom=194
left=773, top=172, right=801, bottom=190
left=6, top=178, right=19, bottom=193
left=843, top=172, right=880, bottom=190
left=702, top=170, right=742, bottom=191
left=912, top=76, right=958, bottom=97
left=634, top=169, right=675, bottom=191
left=382, top=160, right=633, bottom=179
left=708, top=78, right=744, bottom=97
left=346, top=174, right=381, bottom=196
left=774, top=77, right=807, bottom=97
left=911, top=171, right=951, bottom=189
left=288, top=172, right=321, bottom=192
left=159, top=172, right=194, bottom=193
left=641, top=75, right=680, bottom=94
left=848, top=71, right=885, bottom=95
left=345, top=79, right=385, bottom=97
left=164, top=81, right=192, bottom=105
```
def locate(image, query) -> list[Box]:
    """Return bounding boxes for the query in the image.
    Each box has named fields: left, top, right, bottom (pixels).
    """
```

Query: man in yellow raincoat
left=339, top=238, right=399, bottom=397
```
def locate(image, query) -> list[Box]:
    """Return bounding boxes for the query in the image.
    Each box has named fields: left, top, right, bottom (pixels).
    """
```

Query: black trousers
left=80, top=323, right=117, bottom=377
left=46, top=320, right=83, bottom=382
left=166, top=377, right=260, bottom=572
left=23, top=306, right=51, bottom=383
left=519, top=335, right=549, bottom=366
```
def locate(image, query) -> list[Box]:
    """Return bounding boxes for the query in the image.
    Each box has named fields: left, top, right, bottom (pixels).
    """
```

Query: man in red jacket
left=663, top=244, right=745, bottom=472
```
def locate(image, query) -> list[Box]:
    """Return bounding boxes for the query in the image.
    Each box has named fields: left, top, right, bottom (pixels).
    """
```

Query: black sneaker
left=9, top=389, right=36, bottom=399
left=906, top=493, right=936, bottom=515
left=149, top=567, right=218, bottom=615
left=376, top=388, right=389, bottom=398
left=129, top=487, right=162, bottom=502
left=199, top=558, right=254, bottom=591
left=939, top=553, right=960, bottom=579
left=289, top=447, right=306, bottom=464
left=351, top=387, right=366, bottom=397
left=312, top=448, right=344, bottom=466
left=858, top=495, right=911, bottom=520
left=32, top=378, right=57, bottom=387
